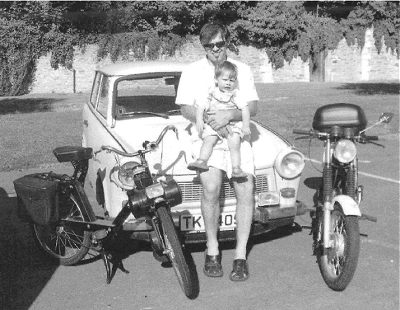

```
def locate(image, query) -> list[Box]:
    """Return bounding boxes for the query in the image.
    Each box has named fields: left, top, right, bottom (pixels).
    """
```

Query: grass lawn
left=0, top=82, right=398, bottom=172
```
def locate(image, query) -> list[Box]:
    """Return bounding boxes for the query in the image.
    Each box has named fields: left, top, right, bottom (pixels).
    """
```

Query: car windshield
left=115, top=74, right=181, bottom=119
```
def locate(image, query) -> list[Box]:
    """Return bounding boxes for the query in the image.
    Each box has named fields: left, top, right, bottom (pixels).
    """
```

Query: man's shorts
left=191, top=135, right=255, bottom=179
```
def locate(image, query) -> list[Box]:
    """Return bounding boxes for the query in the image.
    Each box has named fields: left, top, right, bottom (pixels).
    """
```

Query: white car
left=82, top=61, right=306, bottom=243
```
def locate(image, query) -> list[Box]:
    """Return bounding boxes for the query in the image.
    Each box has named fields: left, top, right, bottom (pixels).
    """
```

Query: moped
left=13, top=125, right=199, bottom=299
left=293, top=103, right=393, bottom=290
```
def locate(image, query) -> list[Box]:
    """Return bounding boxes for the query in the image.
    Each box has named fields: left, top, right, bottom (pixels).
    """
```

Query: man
left=175, top=22, right=259, bottom=281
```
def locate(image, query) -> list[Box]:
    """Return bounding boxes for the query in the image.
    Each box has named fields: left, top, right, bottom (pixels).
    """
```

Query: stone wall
left=30, top=27, right=399, bottom=94
left=325, top=28, right=399, bottom=82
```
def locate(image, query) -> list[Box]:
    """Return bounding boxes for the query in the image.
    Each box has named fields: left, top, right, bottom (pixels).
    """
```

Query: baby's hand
left=242, top=126, right=251, bottom=136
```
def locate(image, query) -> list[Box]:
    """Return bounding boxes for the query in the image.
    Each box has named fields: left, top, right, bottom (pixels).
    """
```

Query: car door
left=82, top=72, right=122, bottom=211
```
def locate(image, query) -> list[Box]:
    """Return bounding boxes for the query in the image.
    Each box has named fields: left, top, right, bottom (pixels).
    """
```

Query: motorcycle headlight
left=275, top=149, right=305, bottom=179
left=118, top=161, right=144, bottom=190
left=334, top=139, right=357, bottom=163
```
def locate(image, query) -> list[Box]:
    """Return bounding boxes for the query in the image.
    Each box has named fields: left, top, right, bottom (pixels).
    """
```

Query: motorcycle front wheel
left=317, top=204, right=360, bottom=291
left=156, top=206, right=199, bottom=299
left=32, top=193, right=91, bottom=266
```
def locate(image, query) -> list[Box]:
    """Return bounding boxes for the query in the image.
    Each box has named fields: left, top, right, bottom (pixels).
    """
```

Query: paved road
left=0, top=138, right=398, bottom=310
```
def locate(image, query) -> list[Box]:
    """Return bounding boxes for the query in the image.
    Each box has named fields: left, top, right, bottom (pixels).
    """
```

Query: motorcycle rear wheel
left=156, top=206, right=199, bottom=299
left=317, top=204, right=360, bottom=291
left=32, top=193, right=91, bottom=266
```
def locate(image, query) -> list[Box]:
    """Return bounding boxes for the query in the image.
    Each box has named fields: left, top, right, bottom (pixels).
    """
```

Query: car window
left=97, top=76, right=110, bottom=118
left=115, top=76, right=180, bottom=118
left=90, top=72, right=102, bottom=107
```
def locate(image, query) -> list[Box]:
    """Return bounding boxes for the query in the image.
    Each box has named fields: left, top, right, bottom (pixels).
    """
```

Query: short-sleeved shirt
left=175, top=57, right=259, bottom=177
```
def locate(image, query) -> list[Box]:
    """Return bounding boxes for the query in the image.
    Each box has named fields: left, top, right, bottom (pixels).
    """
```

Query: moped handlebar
left=95, top=125, right=178, bottom=157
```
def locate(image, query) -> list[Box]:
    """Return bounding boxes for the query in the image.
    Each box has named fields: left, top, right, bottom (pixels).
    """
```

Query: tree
left=1, top=1, right=399, bottom=95
left=0, top=2, right=76, bottom=95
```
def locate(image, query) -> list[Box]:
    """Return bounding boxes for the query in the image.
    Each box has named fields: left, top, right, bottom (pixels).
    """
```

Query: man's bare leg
left=233, top=175, right=254, bottom=259
left=200, top=167, right=223, bottom=256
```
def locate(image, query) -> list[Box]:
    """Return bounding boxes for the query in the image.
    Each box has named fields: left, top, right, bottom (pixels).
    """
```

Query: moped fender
left=71, top=181, right=97, bottom=222
left=332, top=195, right=361, bottom=217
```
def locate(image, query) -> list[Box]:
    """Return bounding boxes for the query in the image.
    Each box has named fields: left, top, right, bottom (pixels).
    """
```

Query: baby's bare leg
left=199, top=135, right=219, bottom=161
left=227, top=133, right=242, bottom=168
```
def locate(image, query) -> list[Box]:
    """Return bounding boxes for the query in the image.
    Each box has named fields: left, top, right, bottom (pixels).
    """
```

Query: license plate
left=180, top=212, right=236, bottom=232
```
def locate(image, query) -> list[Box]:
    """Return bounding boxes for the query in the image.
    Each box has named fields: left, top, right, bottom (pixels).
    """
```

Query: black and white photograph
left=0, top=1, right=398, bottom=309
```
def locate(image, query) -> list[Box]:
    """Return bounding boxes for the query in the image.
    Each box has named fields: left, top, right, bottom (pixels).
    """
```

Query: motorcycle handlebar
left=364, top=135, right=379, bottom=141
left=96, top=125, right=178, bottom=157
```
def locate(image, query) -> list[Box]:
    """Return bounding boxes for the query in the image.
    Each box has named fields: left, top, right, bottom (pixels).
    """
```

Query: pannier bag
left=13, top=173, right=59, bottom=226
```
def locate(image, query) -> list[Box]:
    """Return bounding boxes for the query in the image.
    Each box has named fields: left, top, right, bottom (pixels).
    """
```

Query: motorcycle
left=13, top=125, right=199, bottom=299
left=293, top=103, right=393, bottom=291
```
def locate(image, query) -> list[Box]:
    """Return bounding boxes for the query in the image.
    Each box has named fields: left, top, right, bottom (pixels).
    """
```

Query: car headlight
left=275, top=149, right=305, bottom=179
left=334, top=139, right=357, bottom=163
left=117, top=161, right=143, bottom=190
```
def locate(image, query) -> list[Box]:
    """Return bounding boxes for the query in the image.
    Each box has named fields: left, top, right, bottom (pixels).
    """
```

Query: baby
left=187, top=61, right=251, bottom=179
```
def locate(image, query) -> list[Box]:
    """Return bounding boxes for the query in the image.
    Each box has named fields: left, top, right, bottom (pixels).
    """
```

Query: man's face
left=204, top=32, right=227, bottom=66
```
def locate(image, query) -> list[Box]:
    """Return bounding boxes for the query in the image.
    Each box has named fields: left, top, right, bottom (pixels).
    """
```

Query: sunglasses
left=203, top=41, right=226, bottom=49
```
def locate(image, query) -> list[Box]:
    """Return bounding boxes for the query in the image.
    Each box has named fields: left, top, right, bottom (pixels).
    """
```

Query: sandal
left=203, top=252, right=223, bottom=277
left=229, top=259, right=249, bottom=281
left=231, top=167, right=247, bottom=179
left=187, top=159, right=209, bottom=172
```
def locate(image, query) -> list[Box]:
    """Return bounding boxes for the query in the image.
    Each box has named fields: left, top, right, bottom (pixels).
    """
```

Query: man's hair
left=199, top=22, right=230, bottom=46
left=215, top=61, right=238, bottom=80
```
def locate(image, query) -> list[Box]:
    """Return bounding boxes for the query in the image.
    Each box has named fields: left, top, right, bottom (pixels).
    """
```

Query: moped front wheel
left=317, top=204, right=360, bottom=291
left=156, top=206, right=199, bottom=299
left=32, top=193, right=91, bottom=266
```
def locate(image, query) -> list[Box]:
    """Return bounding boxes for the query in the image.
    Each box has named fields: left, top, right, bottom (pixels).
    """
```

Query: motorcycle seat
left=53, top=146, right=93, bottom=162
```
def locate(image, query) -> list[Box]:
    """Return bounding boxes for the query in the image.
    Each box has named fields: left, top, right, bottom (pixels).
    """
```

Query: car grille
left=178, top=174, right=269, bottom=203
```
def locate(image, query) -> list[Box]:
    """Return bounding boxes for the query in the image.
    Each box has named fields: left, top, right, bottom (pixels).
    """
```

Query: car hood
left=110, top=116, right=291, bottom=175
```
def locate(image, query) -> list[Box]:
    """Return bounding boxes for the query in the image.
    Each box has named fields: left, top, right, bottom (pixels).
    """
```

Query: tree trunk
left=309, top=50, right=326, bottom=82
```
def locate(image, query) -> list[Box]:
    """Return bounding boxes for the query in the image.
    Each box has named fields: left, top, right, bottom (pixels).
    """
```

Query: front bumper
left=182, top=200, right=308, bottom=244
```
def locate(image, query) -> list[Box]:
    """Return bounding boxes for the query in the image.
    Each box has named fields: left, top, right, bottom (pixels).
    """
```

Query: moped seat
left=53, top=146, right=93, bottom=162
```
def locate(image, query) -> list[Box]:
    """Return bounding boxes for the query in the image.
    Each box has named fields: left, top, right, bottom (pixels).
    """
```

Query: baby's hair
left=215, top=61, right=238, bottom=80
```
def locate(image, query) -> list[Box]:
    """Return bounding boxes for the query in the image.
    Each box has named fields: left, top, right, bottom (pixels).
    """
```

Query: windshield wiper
left=122, top=111, right=169, bottom=119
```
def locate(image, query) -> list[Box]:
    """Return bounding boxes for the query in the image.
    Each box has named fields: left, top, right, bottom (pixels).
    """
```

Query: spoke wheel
left=317, top=204, right=360, bottom=291
left=32, top=193, right=91, bottom=266
left=156, top=206, right=199, bottom=299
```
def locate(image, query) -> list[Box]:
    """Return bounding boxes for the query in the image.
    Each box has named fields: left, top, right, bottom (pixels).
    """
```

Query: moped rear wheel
left=156, top=206, right=199, bottom=299
left=317, top=204, right=360, bottom=291
left=32, top=193, right=91, bottom=266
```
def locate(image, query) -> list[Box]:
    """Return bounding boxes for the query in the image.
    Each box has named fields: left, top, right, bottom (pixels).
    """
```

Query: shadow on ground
left=0, top=189, right=59, bottom=310
left=0, top=98, right=61, bottom=115
left=336, top=83, right=400, bottom=95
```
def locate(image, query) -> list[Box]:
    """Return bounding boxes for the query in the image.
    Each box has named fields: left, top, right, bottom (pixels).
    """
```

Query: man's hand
left=206, top=110, right=232, bottom=130
left=204, top=110, right=231, bottom=138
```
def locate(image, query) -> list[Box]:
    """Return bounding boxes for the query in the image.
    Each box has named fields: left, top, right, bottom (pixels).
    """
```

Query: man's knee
left=234, top=176, right=254, bottom=202
left=200, top=169, right=222, bottom=202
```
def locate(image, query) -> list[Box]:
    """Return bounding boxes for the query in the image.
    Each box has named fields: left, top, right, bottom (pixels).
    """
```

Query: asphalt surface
left=0, top=137, right=398, bottom=310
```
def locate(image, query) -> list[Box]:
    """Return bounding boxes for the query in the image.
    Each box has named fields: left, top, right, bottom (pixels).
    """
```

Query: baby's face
left=216, top=71, right=237, bottom=92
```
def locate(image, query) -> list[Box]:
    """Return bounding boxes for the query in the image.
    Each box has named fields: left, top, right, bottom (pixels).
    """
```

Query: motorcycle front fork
left=322, top=139, right=333, bottom=251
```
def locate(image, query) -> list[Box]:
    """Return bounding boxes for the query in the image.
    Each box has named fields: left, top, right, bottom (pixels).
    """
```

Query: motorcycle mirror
left=379, top=112, right=394, bottom=124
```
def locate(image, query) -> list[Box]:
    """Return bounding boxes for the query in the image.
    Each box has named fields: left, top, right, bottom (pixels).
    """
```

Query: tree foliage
left=0, top=1, right=399, bottom=95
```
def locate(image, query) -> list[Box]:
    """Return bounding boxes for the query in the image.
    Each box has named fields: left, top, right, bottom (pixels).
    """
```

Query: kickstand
left=101, top=250, right=130, bottom=284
